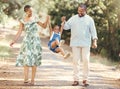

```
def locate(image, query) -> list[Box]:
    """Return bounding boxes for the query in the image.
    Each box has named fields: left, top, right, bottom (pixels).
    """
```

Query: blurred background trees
left=0, top=0, right=120, bottom=61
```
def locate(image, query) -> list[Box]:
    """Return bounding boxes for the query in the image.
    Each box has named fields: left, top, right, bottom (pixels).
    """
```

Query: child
left=48, top=23, right=70, bottom=59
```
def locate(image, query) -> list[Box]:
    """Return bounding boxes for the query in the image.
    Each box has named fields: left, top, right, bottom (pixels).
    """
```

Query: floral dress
left=16, top=16, right=42, bottom=67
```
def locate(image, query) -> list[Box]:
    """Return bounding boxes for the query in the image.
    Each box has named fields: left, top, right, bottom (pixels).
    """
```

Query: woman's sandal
left=72, top=81, right=79, bottom=86
left=24, top=80, right=29, bottom=83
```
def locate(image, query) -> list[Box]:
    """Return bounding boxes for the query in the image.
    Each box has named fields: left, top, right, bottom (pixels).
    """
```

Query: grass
left=90, top=54, right=118, bottom=66
left=0, top=45, right=12, bottom=58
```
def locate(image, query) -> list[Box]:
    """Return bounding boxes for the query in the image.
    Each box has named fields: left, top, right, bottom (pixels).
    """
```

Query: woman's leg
left=24, top=66, right=29, bottom=83
left=31, top=66, right=37, bottom=84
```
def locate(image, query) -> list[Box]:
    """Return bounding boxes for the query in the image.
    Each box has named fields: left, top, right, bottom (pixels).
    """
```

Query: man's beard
left=78, top=14, right=85, bottom=17
left=78, top=12, right=86, bottom=17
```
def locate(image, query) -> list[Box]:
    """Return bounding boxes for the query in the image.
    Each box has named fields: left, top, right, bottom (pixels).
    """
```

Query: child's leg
left=55, top=47, right=70, bottom=59
left=55, top=47, right=65, bottom=56
left=51, top=39, right=59, bottom=49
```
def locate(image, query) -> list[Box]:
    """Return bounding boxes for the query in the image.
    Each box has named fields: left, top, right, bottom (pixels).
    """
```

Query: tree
left=1, top=0, right=120, bottom=61
left=48, top=0, right=120, bottom=61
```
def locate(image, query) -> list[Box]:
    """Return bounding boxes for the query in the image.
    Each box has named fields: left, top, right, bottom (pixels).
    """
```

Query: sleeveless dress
left=16, top=16, right=42, bottom=67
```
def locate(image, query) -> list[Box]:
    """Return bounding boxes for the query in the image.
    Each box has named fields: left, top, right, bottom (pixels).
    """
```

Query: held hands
left=61, top=16, right=66, bottom=22
left=45, top=15, right=50, bottom=27
left=61, top=16, right=66, bottom=26
left=46, top=15, right=50, bottom=23
left=46, top=15, right=51, bottom=25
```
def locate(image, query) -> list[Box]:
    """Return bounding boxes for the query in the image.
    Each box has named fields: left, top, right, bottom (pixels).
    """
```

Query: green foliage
left=48, top=0, right=81, bottom=25
left=48, top=0, right=82, bottom=44
left=0, top=45, right=12, bottom=57
left=0, top=0, right=49, bottom=21
left=48, top=0, right=120, bottom=61
left=0, top=0, right=120, bottom=61
left=90, top=0, right=120, bottom=61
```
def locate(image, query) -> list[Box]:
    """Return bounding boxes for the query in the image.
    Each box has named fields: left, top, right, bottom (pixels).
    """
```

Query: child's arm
left=60, top=21, right=65, bottom=34
left=48, top=22, right=53, bottom=37
left=10, top=22, right=24, bottom=47
left=60, top=16, right=66, bottom=34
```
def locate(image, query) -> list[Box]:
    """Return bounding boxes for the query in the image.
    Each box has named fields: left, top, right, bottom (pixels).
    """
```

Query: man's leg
left=81, top=47, right=90, bottom=86
left=72, top=47, right=81, bottom=86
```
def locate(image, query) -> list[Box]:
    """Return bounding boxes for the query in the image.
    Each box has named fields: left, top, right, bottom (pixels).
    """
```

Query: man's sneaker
left=64, top=52, right=70, bottom=59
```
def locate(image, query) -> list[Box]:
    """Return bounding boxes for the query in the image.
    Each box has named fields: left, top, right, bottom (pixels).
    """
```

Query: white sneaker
left=59, top=40, right=65, bottom=46
left=64, top=52, right=70, bottom=59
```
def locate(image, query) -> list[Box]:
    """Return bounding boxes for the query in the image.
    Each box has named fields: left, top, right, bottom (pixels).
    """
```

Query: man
left=61, top=4, right=98, bottom=86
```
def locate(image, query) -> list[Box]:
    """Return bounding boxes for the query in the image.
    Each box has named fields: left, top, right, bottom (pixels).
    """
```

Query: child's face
left=53, top=26, right=60, bottom=33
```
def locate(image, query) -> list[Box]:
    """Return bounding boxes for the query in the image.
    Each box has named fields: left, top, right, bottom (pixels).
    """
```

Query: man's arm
left=90, top=18, right=98, bottom=48
left=61, top=16, right=71, bottom=30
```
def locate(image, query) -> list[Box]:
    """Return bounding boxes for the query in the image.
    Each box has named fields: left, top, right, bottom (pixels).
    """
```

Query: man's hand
left=92, top=40, right=97, bottom=48
left=61, top=16, right=66, bottom=22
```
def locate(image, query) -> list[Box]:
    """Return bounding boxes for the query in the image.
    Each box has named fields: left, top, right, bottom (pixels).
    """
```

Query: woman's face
left=25, top=8, right=32, bottom=17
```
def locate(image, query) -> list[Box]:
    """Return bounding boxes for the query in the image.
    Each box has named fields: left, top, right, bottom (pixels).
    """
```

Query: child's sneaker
left=59, top=40, right=65, bottom=46
left=64, top=52, right=70, bottom=59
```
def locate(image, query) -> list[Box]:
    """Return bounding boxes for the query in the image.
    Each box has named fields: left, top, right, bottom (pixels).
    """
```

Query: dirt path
left=0, top=28, right=120, bottom=89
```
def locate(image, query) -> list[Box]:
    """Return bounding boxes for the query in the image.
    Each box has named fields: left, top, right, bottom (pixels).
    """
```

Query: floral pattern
left=16, top=17, right=42, bottom=66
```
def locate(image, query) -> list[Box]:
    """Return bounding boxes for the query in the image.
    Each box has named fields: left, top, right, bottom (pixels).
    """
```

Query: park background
left=0, top=0, right=120, bottom=61
left=0, top=0, right=120, bottom=89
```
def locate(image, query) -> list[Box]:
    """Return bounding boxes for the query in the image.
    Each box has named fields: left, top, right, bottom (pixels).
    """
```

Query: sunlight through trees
left=0, top=0, right=120, bottom=61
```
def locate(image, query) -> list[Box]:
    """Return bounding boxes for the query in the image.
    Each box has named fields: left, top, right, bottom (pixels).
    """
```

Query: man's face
left=78, top=7, right=86, bottom=17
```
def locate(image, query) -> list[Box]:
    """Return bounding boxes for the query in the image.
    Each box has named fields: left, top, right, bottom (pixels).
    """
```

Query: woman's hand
left=46, top=15, right=50, bottom=26
left=10, top=41, right=15, bottom=47
left=46, top=15, right=50, bottom=21
left=10, top=22, right=23, bottom=48
left=37, top=15, right=50, bottom=29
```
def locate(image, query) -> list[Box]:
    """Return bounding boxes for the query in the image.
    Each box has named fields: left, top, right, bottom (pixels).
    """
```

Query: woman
left=10, top=5, right=49, bottom=85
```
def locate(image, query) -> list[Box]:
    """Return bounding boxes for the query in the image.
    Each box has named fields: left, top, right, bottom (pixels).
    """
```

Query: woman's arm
left=10, top=22, right=24, bottom=47
left=37, top=15, right=49, bottom=29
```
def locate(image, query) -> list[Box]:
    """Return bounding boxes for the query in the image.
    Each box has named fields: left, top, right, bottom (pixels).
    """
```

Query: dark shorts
left=48, top=40, right=59, bottom=53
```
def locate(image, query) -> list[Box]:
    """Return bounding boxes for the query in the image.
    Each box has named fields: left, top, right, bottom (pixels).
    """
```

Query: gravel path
left=0, top=28, right=120, bottom=89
